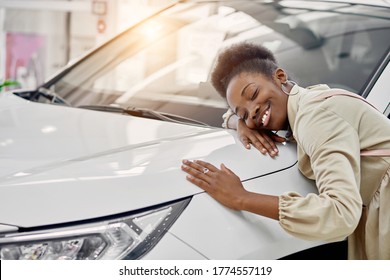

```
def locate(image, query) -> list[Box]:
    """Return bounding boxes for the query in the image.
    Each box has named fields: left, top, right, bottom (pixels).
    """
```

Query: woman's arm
left=279, top=105, right=363, bottom=241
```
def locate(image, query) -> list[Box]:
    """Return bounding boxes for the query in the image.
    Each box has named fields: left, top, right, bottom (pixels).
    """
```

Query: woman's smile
left=259, top=103, right=271, bottom=127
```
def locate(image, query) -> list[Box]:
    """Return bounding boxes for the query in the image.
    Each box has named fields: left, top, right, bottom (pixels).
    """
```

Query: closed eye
left=251, top=88, right=259, bottom=100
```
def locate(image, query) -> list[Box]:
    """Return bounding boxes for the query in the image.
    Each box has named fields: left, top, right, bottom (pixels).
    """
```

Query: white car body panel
left=0, top=92, right=299, bottom=230
left=142, top=232, right=208, bottom=260
left=366, top=62, right=390, bottom=113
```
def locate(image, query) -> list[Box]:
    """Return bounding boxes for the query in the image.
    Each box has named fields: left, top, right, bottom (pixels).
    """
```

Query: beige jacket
left=279, top=84, right=390, bottom=259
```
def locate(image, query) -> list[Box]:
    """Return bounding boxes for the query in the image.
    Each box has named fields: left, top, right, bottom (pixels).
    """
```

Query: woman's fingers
left=271, top=133, right=287, bottom=143
left=181, top=159, right=218, bottom=173
left=236, top=121, right=285, bottom=157
left=250, top=135, right=274, bottom=155
left=192, top=160, right=219, bottom=172
left=181, top=159, right=220, bottom=192
left=241, top=137, right=252, bottom=149
left=185, top=172, right=212, bottom=191
left=181, top=160, right=247, bottom=210
left=240, top=134, right=270, bottom=155
left=248, top=133, right=279, bottom=157
left=181, top=160, right=205, bottom=178
left=181, top=159, right=218, bottom=186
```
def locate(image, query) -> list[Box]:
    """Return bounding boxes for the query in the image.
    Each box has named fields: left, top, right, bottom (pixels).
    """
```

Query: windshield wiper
left=78, top=105, right=210, bottom=127
left=16, top=87, right=72, bottom=106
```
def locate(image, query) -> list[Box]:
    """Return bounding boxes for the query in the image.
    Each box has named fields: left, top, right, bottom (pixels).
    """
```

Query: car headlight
left=0, top=198, right=190, bottom=260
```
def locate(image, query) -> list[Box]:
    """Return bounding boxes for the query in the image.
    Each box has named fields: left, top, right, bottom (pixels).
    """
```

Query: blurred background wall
left=0, top=0, right=175, bottom=89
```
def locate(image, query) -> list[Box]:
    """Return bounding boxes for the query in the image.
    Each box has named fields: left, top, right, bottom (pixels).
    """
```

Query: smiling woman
left=181, top=41, right=390, bottom=260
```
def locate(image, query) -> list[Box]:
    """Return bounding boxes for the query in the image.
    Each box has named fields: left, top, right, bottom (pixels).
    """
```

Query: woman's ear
left=274, top=68, right=288, bottom=85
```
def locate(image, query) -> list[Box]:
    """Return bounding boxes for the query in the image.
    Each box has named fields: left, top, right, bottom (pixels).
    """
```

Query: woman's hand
left=181, top=159, right=248, bottom=210
left=237, top=119, right=286, bottom=157
left=181, top=159, right=280, bottom=220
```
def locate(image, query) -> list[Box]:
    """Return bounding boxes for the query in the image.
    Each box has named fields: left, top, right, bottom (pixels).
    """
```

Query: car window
left=48, top=1, right=390, bottom=127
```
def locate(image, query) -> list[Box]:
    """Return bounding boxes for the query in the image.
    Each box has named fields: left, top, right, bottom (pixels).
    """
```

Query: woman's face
left=226, top=70, right=289, bottom=131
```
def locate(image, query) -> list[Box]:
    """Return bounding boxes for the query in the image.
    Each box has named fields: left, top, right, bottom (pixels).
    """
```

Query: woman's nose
left=246, top=106, right=260, bottom=128
left=250, top=107, right=260, bottom=120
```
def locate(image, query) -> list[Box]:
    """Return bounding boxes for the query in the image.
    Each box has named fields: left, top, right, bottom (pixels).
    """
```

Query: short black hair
left=210, top=42, right=278, bottom=97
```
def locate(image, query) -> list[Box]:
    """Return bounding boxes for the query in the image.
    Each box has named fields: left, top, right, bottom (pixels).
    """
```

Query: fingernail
left=274, top=149, right=279, bottom=153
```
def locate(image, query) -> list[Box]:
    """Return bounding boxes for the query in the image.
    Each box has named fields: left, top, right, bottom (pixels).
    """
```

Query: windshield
left=45, top=1, right=390, bottom=127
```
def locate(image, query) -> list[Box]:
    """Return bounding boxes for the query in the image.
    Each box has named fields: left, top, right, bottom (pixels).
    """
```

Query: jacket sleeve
left=279, top=105, right=363, bottom=241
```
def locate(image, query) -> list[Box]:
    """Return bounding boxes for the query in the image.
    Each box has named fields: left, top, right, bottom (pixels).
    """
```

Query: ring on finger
left=203, top=167, right=209, bottom=174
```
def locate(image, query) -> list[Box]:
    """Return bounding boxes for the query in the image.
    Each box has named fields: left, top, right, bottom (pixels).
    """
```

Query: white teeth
left=261, top=110, right=269, bottom=125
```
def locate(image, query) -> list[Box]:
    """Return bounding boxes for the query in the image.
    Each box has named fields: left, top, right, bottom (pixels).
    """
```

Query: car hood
left=0, top=93, right=297, bottom=228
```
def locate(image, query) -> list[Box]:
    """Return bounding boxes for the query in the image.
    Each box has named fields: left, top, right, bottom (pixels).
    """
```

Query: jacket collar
left=287, top=84, right=330, bottom=137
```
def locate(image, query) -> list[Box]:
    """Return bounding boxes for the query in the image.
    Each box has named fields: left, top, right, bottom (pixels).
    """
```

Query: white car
left=0, top=0, right=389, bottom=260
